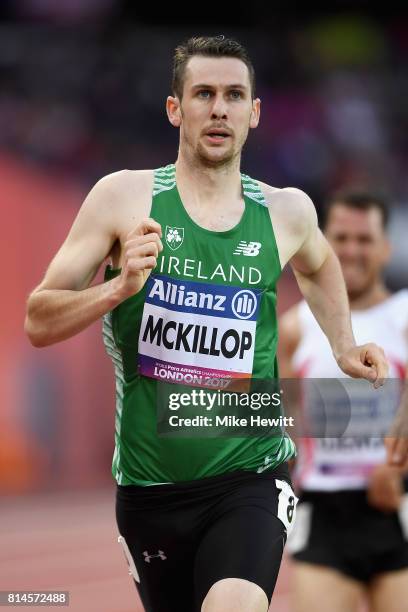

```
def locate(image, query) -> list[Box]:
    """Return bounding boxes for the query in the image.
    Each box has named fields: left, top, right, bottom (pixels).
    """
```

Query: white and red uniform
left=293, top=290, right=408, bottom=492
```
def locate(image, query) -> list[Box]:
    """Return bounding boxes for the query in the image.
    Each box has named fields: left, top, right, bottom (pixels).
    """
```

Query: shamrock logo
left=165, top=226, right=184, bottom=251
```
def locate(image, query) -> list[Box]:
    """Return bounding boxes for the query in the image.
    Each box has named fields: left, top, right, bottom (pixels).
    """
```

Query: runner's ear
left=249, top=98, right=260, bottom=129
left=166, top=96, right=182, bottom=128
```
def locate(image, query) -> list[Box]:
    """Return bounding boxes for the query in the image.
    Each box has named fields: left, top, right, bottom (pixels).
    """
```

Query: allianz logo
left=149, top=278, right=257, bottom=319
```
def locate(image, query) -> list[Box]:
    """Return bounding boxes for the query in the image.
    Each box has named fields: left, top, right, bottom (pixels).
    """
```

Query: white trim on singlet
left=241, top=173, right=267, bottom=206
left=153, top=164, right=268, bottom=206
left=153, top=164, right=176, bottom=196
left=102, top=312, right=125, bottom=485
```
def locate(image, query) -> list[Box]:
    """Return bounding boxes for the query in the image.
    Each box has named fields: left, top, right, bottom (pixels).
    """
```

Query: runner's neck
left=174, top=155, right=243, bottom=209
left=349, top=283, right=391, bottom=311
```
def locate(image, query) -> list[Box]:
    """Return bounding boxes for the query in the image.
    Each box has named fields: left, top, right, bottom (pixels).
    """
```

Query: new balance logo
left=233, top=241, right=262, bottom=256
left=143, top=550, right=167, bottom=563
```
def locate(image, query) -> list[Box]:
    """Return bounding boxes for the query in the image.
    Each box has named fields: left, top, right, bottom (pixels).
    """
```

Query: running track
left=0, top=488, right=291, bottom=611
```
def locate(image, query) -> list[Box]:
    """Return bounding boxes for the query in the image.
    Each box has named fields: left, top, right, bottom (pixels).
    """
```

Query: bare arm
left=25, top=171, right=162, bottom=347
left=264, top=184, right=358, bottom=359
left=289, top=193, right=356, bottom=357
left=278, top=188, right=388, bottom=386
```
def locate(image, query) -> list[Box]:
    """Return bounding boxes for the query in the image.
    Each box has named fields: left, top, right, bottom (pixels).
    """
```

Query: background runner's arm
left=278, top=306, right=301, bottom=379
left=288, top=190, right=387, bottom=386
left=370, top=360, right=408, bottom=502
left=386, top=361, right=408, bottom=467
left=25, top=173, right=161, bottom=347
left=278, top=307, right=302, bottom=470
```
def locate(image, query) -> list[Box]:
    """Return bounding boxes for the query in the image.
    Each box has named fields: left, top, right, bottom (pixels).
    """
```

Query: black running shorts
left=289, top=488, right=408, bottom=583
left=116, top=463, right=296, bottom=612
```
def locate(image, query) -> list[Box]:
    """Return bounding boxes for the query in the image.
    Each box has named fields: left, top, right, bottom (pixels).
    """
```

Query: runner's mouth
left=205, top=130, right=231, bottom=141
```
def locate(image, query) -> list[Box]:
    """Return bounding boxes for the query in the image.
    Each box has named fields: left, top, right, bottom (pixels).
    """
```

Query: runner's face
left=325, top=205, right=390, bottom=299
left=177, top=56, right=259, bottom=167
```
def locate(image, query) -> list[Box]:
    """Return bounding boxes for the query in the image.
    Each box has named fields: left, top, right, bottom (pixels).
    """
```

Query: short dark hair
left=172, top=35, right=256, bottom=100
left=322, top=190, right=390, bottom=229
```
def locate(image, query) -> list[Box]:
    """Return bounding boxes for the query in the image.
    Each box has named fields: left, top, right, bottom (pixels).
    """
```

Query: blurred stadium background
left=0, top=2, right=407, bottom=610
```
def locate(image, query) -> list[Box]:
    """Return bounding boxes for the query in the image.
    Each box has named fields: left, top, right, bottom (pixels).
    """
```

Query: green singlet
left=103, top=164, right=296, bottom=485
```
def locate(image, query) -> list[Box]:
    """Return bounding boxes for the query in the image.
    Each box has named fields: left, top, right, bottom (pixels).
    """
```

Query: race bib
left=138, top=274, right=262, bottom=386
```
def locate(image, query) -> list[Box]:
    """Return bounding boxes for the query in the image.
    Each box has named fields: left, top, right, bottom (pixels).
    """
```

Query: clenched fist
left=114, top=218, right=163, bottom=300
left=336, top=343, right=388, bottom=389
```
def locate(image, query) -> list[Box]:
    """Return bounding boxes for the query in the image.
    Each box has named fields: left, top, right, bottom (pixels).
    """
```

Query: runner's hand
left=114, top=218, right=162, bottom=299
left=336, top=343, right=388, bottom=389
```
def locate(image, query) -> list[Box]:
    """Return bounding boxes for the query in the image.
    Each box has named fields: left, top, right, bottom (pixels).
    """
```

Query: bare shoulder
left=258, top=181, right=317, bottom=231
left=100, top=168, right=154, bottom=189
left=95, top=169, right=154, bottom=209
left=83, top=169, right=154, bottom=235
left=256, top=181, right=318, bottom=267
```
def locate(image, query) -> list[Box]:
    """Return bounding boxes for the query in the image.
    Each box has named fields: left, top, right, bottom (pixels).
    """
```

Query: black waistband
left=117, top=462, right=290, bottom=499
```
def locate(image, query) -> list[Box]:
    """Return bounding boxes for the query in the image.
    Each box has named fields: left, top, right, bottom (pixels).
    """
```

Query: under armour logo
left=233, top=241, right=262, bottom=256
left=143, top=550, right=167, bottom=563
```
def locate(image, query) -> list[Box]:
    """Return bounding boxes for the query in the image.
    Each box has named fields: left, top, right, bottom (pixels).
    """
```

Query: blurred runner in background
left=280, top=191, right=408, bottom=612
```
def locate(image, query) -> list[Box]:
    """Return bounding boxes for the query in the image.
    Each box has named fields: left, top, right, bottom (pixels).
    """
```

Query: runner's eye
left=198, top=90, right=211, bottom=98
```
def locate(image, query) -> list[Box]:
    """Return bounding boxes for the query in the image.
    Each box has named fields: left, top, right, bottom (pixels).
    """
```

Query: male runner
left=25, top=37, right=387, bottom=612
left=280, top=192, right=408, bottom=612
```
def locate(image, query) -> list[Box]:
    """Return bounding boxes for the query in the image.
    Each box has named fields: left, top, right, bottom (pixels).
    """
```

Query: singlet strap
left=241, top=173, right=267, bottom=206
left=153, top=163, right=266, bottom=207
left=153, top=164, right=176, bottom=196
